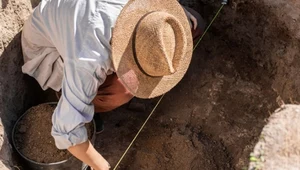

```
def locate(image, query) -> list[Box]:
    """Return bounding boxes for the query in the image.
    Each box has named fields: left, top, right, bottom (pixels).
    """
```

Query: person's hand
left=90, top=166, right=110, bottom=170
left=186, top=10, right=198, bottom=30
left=90, top=165, right=110, bottom=170
left=68, top=141, right=111, bottom=170
left=91, top=158, right=111, bottom=170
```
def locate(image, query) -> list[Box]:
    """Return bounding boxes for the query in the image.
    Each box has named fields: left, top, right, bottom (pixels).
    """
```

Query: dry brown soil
left=6, top=0, right=300, bottom=169
left=14, top=103, right=93, bottom=164
left=94, top=0, right=300, bottom=170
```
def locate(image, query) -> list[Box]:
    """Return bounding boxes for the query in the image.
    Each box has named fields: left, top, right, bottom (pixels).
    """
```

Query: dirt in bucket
left=14, top=103, right=94, bottom=163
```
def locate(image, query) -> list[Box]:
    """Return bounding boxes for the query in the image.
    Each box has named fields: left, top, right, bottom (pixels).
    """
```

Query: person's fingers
left=190, top=13, right=198, bottom=30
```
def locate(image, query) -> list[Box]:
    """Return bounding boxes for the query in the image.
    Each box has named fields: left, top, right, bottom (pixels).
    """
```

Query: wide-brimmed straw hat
left=112, top=0, right=193, bottom=99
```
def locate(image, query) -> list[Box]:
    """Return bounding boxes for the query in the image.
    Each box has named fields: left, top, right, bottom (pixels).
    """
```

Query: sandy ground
left=1, top=0, right=300, bottom=169
left=94, top=0, right=300, bottom=169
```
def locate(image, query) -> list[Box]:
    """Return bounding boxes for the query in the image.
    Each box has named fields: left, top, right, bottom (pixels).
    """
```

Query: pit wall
left=0, top=0, right=42, bottom=169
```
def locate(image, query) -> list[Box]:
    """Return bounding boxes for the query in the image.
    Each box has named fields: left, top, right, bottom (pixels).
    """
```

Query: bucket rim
left=12, top=102, right=96, bottom=166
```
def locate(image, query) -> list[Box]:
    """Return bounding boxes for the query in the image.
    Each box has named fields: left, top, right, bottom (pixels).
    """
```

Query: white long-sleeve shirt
left=21, top=0, right=128, bottom=149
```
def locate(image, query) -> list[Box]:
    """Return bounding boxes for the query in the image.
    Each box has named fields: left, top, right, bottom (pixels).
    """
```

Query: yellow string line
left=113, top=94, right=165, bottom=170
left=193, top=4, right=224, bottom=51
left=113, top=4, right=224, bottom=170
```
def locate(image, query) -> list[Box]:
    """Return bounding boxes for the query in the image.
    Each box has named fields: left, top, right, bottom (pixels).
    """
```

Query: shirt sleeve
left=45, top=0, right=122, bottom=149
left=51, top=59, right=106, bottom=149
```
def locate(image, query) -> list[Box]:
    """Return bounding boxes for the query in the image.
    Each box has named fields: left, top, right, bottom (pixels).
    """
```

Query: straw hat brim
left=111, top=0, right=193, bottom=99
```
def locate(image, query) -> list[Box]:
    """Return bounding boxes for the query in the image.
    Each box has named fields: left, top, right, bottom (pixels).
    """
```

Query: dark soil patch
left=14, top=103, right=94, bottom=163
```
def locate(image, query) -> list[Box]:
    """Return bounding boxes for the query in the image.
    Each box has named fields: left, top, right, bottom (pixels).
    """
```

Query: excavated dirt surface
left=6, top=0, right=300, bottom=169
left=94, top=0, right=300, bottom=170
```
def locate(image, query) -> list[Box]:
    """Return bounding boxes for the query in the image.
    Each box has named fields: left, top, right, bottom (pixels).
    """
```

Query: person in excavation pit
left=21, top=0, right=206, bottom=169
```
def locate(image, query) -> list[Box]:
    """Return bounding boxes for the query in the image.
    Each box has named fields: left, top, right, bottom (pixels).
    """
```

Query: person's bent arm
left=51, top=61, right=109, bottom=169
left=68, top=140, right=110, bottom=170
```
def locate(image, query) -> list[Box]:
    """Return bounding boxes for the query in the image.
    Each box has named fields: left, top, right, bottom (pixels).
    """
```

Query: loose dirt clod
left=14, top=103, right=94, bottom=163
